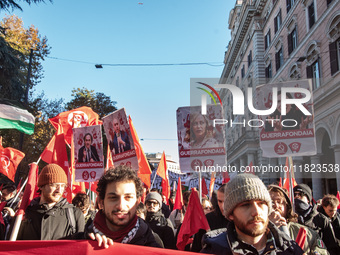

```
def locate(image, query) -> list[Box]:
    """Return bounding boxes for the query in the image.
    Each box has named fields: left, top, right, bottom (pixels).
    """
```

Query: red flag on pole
left=173, top=177, right=183, bottom=210
left=246, top=161, right=255, bottom=174
left=157, top=151, right=170, bottom=203
left=336, top=191, right=340, bottom=210
left=49, top=106, right=101, bottom=145
left=176, top=188, right=210, bottom=250
left=16, top=163, right=39, bottom=216
left=202, top=178, right=208, bottom=197
left=0, top=145, right=25, bottom=182
left=129, top=116, right=152, bottom=188
left=295, top=227, right=307, bottom=249
left=222, top=171, right=230, bottom=184
left=106, top=144, right=114, bottom=169
left=283, top=157, right=297, bottom=201
left=209, top=172, right=215, bottom=199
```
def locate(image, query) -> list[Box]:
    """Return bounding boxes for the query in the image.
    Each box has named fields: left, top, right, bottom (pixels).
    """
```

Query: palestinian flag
left=0, top=99, right=35, bottom=135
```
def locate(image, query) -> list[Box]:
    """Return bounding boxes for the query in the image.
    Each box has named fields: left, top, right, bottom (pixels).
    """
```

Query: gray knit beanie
left=145, top=192, right=162, bottom=207
left=224, top=173, right=272, bottom=218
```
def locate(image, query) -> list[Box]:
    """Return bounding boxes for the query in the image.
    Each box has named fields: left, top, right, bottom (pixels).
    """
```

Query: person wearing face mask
left=294, top=184, right=340, bottom=255
left=268, top=185, right=328, bottom=255
left=145, top=192, right=176, bottom=249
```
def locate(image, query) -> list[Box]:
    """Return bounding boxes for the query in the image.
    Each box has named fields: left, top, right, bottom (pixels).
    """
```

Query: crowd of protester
left=1, top=164, right=340, bottom=254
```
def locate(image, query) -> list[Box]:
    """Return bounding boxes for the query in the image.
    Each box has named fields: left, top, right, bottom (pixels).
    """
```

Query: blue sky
left=1, top=0, right=234, bottom=163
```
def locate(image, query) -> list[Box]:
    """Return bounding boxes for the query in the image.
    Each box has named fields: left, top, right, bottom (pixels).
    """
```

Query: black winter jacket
left=200, top=222, right=304, bottom=255
left=146, top=210, right=176, bottom=249
left=15, top=197, right=85, bottom=240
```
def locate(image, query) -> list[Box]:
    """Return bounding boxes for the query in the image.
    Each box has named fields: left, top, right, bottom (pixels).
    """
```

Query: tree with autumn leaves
left=0, top=13, right=117, bottom=183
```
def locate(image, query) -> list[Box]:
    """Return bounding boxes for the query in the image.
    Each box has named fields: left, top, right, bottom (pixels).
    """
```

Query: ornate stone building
left=219, top=0, right=340, bottom=199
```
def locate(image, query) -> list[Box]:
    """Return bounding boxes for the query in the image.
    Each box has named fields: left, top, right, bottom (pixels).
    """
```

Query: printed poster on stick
left=73, top=125, right=104, bottom=182
left=102, top=108, right=138, bottom=169
left=177, top=105, right=226, bottom=173
left=257, top=80, right=316, bottom=157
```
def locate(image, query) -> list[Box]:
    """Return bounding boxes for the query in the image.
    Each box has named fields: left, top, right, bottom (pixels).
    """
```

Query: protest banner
left=73, top=125, right=104, bottom=182
left=256, top=80, right=316, bottom=157
left=176, top=105, right=226, bottom=173
left=102, top=108, right=138, bottom=169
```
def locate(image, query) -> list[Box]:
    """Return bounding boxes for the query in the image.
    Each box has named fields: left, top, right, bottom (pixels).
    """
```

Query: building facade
left=219, top=0, right=340, bottom=199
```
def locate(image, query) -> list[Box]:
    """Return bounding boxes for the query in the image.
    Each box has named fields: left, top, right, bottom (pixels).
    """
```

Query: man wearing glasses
left=14, top=164, right=85, bottom=240
left=145, top=191, right=176, bottom=249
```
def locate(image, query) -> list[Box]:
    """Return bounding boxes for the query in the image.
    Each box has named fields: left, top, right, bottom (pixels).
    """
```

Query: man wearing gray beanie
left=201, top=173, right=304, bottom=255
left=145, top=191, right=175, bottom=249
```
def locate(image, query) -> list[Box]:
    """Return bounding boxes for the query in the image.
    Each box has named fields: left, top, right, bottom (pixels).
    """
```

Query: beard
left=42, top=191, right=63, bottom=204
left=233, top=215, right=269, bottom=237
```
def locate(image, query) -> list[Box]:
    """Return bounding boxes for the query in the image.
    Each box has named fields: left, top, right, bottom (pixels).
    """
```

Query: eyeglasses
left=49, top=183, right=66, bottom=189
left=146, top=201, right=159, bottom=206
left=294, top=192, right=305, bottom=198
left=203, top=207, right=212, bottom=211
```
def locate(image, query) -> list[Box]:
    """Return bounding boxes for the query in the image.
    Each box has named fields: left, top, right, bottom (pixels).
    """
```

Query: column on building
left=332, top=145, right=340, bottom=192
left=310, top=154, right=323, bottom=201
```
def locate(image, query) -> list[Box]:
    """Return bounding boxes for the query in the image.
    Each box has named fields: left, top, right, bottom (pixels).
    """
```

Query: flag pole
left=151, top=170, right=158, bottom=189
left=289, top=156, right=295, bottom=211
left=199, top=171, right=202, bottom=204
left=10, top=161, right=39, bottom=241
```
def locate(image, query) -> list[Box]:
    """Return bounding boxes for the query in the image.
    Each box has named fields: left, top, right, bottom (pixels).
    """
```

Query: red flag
left=222, top=171, right=230, bottom=184
left=0, top=145, right=25, bottom=182
left=336, top=191, right=340, bottom=210
left=129, top=116, right=152, bottom=188
left=202, top=178, right=208, bottom=197
left=283, top=157, right=297, bottom=201
left=16, top=163, right=39, bottom=216
left=173, top=177, right=183, bottom=210
left=246, top=161, right=255, bottom=174
left=295, top=227, right=307, bottom=249
left=209, top=172, right=215, bottom=198
left=157, top=151, right=170, bottom=202
left=49, top=106, right=101, bottom=145
left=176, top=188, right=210, bottom=250
left=0, top=201, right=7, bottom=227
left=106, top=144, right=114, bottom=169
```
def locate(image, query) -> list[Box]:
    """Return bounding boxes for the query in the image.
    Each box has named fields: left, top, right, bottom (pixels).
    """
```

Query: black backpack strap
left=66, top=207, right=77, bottom=234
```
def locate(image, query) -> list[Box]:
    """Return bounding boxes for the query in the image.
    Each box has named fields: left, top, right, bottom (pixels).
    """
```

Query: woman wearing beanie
left=201, top=174, right=304, bottom=255
left=11, top=164, right=85, bottom=240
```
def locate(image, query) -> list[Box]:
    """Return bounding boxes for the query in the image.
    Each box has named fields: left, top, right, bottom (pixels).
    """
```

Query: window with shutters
left=287, top=0, right=295, bottom=13
left=288, top=27, right=297, bottom=55
left=327, top=14, right=340, bottom=75
left=329, top=39, right=340, bottom=75
left=306, top=41, right=321, bottom=89
left=265, top=30, right=271, bottom=50
left=308, top=2, right=316, bottom=29
left=275, top=48, right=284, bottom=71
left=274, top=9, right=282, bottom=34
left=248, top=50, right=252, bottom=67
left=327, top=0, right=334, bottom=7
left=265, top=63, right=272, bottom=80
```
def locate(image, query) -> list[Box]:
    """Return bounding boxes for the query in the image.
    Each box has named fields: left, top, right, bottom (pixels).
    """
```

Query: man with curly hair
left=79, top=165, right=161, bottom=248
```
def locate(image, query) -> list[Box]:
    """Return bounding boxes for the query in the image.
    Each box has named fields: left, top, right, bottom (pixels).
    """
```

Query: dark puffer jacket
left=200, top=222, right=304, bottom=255
left=145, top=210, right=176, bottom=249
left=15, top=197, right=85, bottom=240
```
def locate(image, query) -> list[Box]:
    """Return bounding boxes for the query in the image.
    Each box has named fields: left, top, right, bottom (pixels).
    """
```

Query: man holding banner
left=78, top=166, right=161, bottom=248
